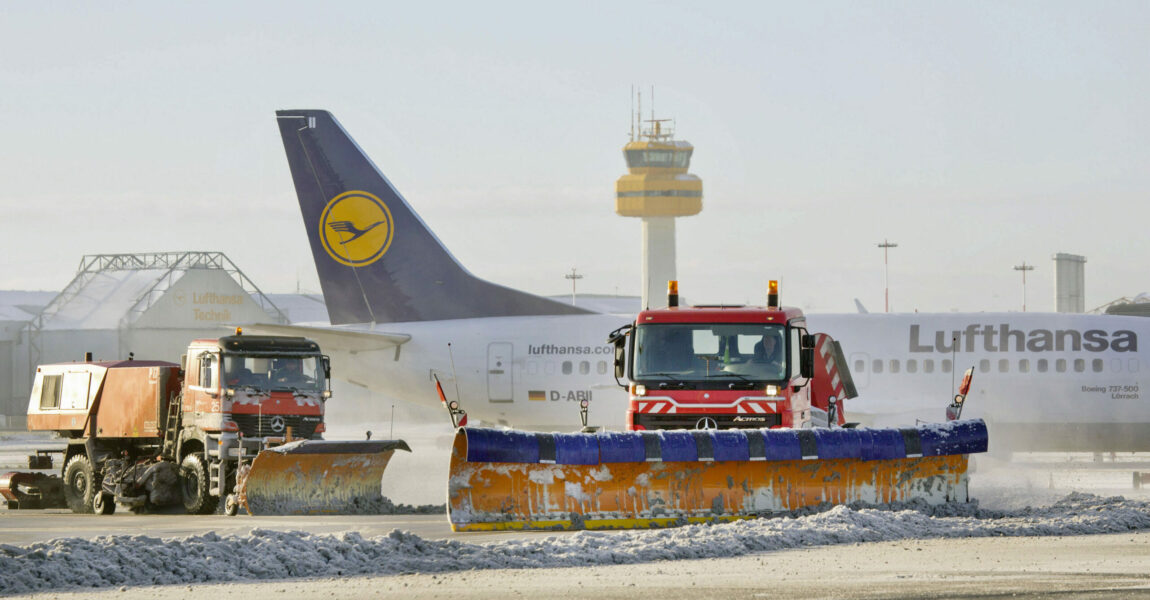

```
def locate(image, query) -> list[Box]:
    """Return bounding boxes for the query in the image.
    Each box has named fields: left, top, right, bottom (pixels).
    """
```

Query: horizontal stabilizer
left=240, top=323, right=411, bottom=353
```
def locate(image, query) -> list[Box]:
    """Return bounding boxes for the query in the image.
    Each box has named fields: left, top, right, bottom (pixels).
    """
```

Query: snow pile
left=2, top=492, right=1149, bottom=595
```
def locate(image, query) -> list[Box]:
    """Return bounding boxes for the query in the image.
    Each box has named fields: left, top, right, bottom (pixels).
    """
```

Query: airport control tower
left=616, top=116, right=702, bottom=308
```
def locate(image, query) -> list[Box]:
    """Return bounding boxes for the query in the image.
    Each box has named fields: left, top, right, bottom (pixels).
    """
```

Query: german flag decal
left=528, top=390, right=546, bottom=401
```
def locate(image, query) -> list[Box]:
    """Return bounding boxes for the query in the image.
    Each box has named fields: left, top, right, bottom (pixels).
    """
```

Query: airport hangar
left=0, top=252, right=329, bottom=429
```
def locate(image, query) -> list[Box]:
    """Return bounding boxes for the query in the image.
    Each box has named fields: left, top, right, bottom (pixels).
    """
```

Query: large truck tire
left=63, top=455, right=96, bottom=514
left=180, top=454, right=218, bottom=514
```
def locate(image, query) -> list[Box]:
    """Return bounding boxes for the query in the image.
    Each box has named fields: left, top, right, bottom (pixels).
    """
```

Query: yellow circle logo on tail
left=319, top=191, right=395, bottom=267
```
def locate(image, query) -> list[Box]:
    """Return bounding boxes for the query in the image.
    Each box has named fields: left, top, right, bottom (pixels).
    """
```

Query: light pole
left=1013, top=261, right=1034, bottom=311
left=877, top=240, right=898, bottom=312
left=565, top=267, right=583, bottom=306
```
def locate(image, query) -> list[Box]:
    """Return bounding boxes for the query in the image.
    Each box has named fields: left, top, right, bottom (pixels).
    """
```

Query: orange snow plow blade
left=447, top=420, right=987, bottom=531
left=237, top=439, right=411, bottom=515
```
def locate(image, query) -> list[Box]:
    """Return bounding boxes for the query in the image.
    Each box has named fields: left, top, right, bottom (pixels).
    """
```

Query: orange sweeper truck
left=2, top=331, right=408, bottom=516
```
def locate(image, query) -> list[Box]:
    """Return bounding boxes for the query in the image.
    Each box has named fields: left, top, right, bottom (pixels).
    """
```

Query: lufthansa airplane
left=258, top=109, right=1150, bottom=453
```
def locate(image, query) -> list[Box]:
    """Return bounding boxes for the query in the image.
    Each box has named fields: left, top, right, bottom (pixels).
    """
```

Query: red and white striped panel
left=818, top=334, right=845, bottom=398
left=636, top=398, right=780, bottom=414
left=736, top=400, right=775, bottom=414
left=634, top=400, right=676, bottom=414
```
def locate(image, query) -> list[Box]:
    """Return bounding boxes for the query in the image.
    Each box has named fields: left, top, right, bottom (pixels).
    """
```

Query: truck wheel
left=180, top=454, right=218, bottom=514
left=63, top=455, right=96, bottom=514
left=93, top=491, right=115, bottom=515
left=224, top=494, right=239, bottom=517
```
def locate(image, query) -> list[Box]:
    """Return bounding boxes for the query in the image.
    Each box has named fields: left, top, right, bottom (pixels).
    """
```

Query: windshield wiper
left=639, top=373, right=696, bottom=389
left=643, top=372, right=682, bottom=381
left=710, top=372, right=751, bottom=380
left=708, top=372, right=760, bottom=389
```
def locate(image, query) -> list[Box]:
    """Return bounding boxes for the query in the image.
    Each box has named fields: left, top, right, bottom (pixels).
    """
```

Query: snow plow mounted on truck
left=446, top=281, right=988, bottom=531
left=1, top=332, right=408, bottom=515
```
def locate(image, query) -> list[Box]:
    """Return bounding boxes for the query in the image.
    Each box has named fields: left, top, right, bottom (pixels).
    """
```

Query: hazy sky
left=2, top=2, right=1147, bottom=314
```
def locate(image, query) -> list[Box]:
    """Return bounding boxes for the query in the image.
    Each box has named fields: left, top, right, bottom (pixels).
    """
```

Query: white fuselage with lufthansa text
left=318, top=311, right=1149, bottom=434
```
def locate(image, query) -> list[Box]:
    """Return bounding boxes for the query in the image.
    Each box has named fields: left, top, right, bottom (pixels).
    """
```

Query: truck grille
left=634, top=413, right=781, bottom=431
left=231, top=414, right=320, bottom=439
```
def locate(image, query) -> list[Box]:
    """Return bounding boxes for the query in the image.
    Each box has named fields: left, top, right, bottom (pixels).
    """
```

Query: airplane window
left=526, top=361, right=538, bottom=375
left=1112, top=358, right=1122, bottom=373
left=1056, top=359, right=1067, bottom=373
left=979, top=359, right=990, bottom=373
left=1037, top=359, right=1048, bottom=373
left=942, top=359, right=952, bottom=373
left=597, top=361, right=608, bottom=375
left=998, top=359, right=1009, bottom=373
left=1093, top=359, right=1103, bottom=373
left=1129, top=359, right=1140, bottom=373
left=580, top=361, right=590, bottom=375
left=907, top=359, right=917, bottom=374
left=562, top=361, right=572, bottom=375
left=872, top=359, right=883, bottom=374
left=545, top=362, right=556, bottom=375
left=1019, top=359, right=1029, bottom=373
left=890, top=360, right=900, bottom=374
left=854, top=360, right=865, bottom=373
left=924, top=359, right=934, bottom=374
left=1074, top=358, right=1085, bottom=373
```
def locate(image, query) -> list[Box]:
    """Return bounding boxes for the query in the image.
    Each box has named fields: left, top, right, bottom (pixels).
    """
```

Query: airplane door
left=849, top=352, right=869, bottom=389
left=487, top=342, right=513, bottom=402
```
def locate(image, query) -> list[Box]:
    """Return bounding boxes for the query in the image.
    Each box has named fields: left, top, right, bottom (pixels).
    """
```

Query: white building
left=1, top=252, right=297, bottom=428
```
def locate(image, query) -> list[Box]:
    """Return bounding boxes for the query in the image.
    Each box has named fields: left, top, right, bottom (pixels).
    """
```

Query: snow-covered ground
left=5, top=426, right=1150, bottom=596
left=3, top=491, right=1150, bottom=595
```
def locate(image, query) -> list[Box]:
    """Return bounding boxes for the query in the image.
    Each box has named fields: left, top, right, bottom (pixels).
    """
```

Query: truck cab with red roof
left=609, top=281, right=855, bottom=431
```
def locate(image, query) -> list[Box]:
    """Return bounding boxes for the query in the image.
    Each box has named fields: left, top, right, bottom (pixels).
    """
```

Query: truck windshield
left=633, top=323, right=787, bottom=383
left=223, top=354, right=325, bottom=392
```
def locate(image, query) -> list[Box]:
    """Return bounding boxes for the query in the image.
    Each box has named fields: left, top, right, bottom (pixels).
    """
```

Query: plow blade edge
left=240, top=439, right=411, bottom=515
left=448, top=420, right=987, bottom=531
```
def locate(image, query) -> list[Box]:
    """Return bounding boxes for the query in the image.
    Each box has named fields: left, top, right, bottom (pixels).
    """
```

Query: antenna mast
left=630, top=85, right=639, bottom=141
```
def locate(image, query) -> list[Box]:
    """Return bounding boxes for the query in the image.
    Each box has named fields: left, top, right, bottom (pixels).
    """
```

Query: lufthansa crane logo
left=319, top=190, right=395, bottom=267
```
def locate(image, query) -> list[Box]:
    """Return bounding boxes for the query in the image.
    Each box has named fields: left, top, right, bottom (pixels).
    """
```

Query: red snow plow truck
left=446, top=281, right=988, bottom=531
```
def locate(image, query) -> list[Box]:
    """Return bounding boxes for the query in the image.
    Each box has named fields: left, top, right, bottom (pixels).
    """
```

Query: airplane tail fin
left=276, top=110, right=591, bottom=325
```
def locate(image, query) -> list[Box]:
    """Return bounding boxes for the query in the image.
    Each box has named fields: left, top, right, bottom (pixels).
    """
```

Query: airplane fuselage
left=323, top=311, right=1150, bottom=451
left=328, top=313, right=633, bottom=431
left=809, top=312, right=1150, bottom=452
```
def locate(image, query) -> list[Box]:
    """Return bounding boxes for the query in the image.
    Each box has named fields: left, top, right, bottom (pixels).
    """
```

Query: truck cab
left=180, top=334, right=331, bottom=510
left=608, top=281, right=854, bottom=432
left=182, top=334, right=330, bottom=443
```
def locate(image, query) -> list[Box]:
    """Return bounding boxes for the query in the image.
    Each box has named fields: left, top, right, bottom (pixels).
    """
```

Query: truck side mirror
left=323, top=356, right=332, bottom=379
left=613, top=340, right=626, bottom=379
left=800, top=333, right=814, bottom=379
left=606, top=323, right=633, bottom=383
